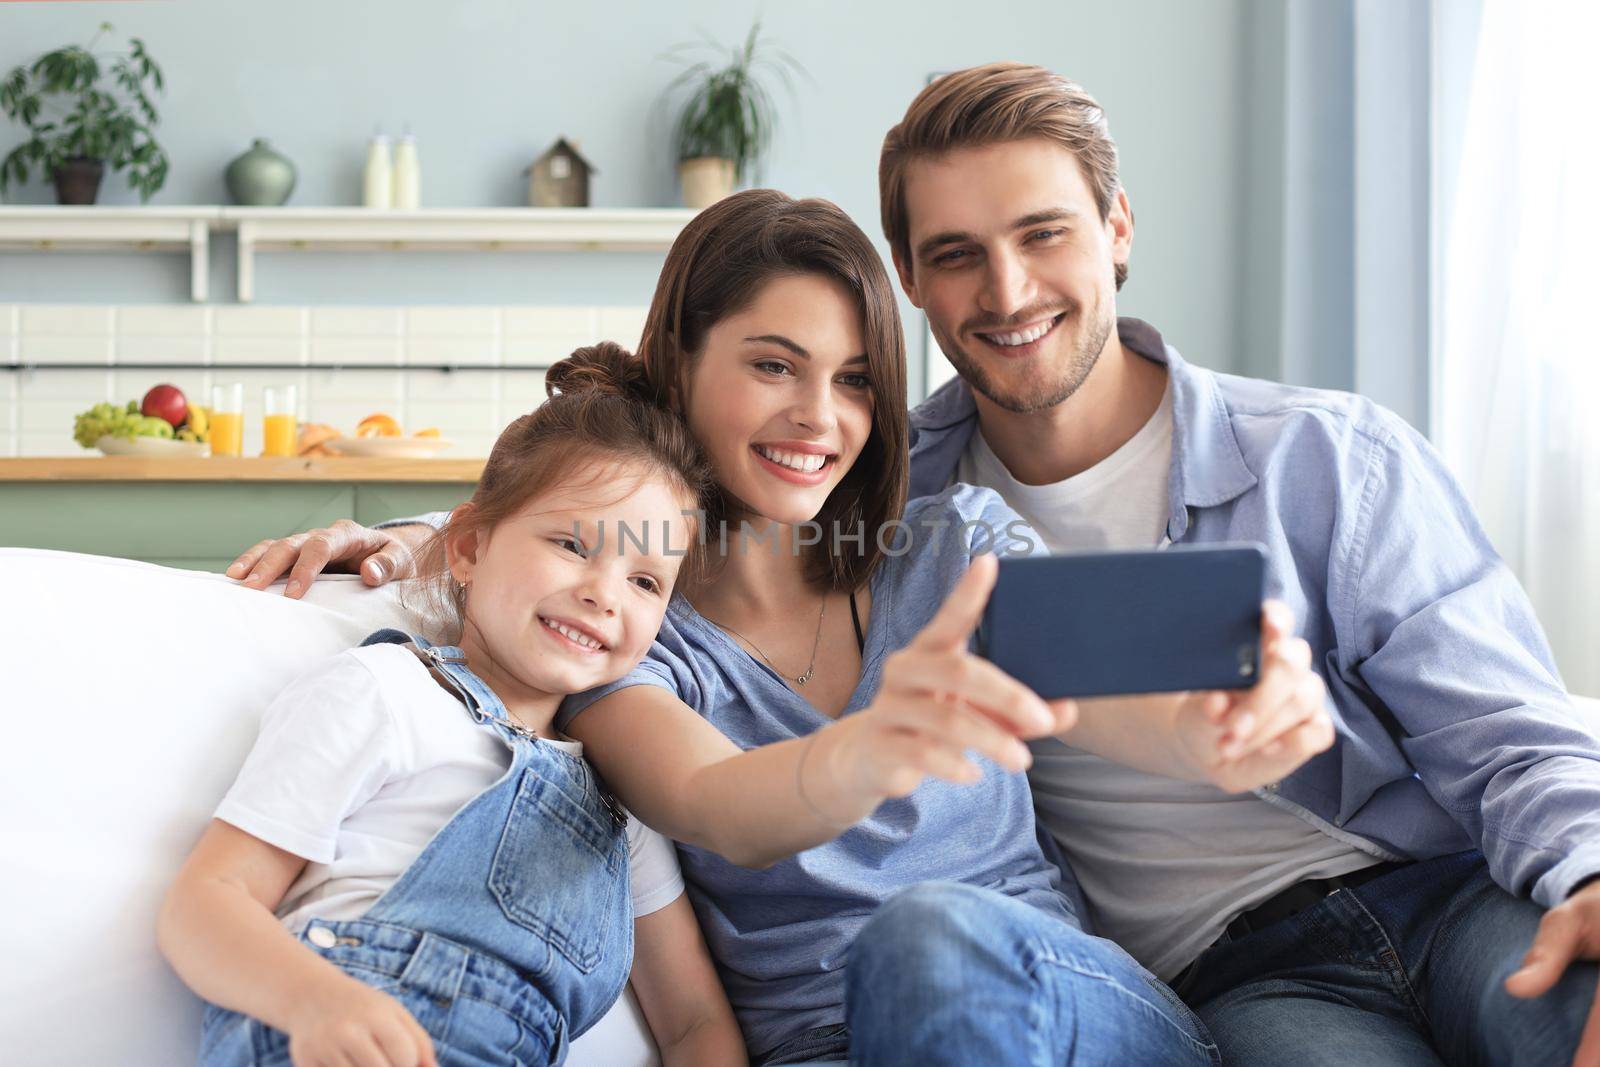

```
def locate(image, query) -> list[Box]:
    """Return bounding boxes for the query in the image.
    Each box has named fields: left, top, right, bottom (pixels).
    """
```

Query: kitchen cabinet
left=0, top=458, right=481, bottom=572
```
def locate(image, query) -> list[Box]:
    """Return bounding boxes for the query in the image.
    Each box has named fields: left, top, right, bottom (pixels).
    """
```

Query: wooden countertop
left=0, top=457, right=486, bottom=482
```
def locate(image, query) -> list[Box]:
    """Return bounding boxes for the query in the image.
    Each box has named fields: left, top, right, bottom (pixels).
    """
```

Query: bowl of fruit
left=74, top=384, right=212, bottom=457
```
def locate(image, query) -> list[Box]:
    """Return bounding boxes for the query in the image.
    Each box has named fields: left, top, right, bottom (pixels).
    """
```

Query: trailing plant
left=0, top=22, right=169, bottom=201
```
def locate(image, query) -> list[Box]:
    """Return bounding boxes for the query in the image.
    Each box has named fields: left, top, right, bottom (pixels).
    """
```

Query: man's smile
left=972, top=312, right=1067, bottom=357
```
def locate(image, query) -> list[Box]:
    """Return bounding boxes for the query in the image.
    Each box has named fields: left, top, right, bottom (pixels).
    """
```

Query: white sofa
left=7, top=546, right=1598, bottom=1066
left=0, top=547, right=658, bottom=1067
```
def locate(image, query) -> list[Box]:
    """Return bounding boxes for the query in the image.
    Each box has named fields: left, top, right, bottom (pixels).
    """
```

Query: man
left=227, top=62, right=1600, bottom=1066
left=878, top=62, right=1600, bottom=1066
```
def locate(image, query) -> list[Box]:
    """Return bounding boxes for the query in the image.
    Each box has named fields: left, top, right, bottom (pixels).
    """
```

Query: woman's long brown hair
left=637, top=189, right=909, bottom=592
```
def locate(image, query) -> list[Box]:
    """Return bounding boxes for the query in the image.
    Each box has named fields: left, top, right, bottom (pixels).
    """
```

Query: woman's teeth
left=542, top=617, right=604, bottom=650
left=755, top=445, right=827, bottom=473
left=980, top=315, right=1059, bottom=347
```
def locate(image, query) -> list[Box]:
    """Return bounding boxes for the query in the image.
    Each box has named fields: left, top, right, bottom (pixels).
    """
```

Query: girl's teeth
left=758, top=446, right=826, bottom=473
left=545, top=618, right=601, bottom=650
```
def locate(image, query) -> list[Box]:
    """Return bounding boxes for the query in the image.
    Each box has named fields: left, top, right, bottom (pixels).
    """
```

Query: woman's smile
left=751, top=441, right=838, bottom=486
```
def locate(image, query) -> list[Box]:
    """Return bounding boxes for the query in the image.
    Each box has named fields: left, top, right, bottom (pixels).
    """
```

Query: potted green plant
left=0, top=22, right=169, bottom=205
left=662, top=22, right=806, bottom=209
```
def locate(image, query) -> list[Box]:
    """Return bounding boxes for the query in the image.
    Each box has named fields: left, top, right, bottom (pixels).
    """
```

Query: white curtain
left=1435, top=0, right=1600, bottom=695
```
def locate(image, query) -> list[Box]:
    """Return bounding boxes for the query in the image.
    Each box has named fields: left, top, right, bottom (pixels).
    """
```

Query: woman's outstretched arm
left=566, top=555, right=1073, bottom=868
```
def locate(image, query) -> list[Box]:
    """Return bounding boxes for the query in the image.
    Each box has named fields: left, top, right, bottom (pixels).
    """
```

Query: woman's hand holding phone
left=807, top=554, right=1078, bottom=815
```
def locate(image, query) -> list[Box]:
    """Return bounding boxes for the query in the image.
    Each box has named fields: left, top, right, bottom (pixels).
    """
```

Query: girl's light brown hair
left=407, top=341, right=712, bottom=640
left=636, top=188, right=909, bottom=593
left=879, top=62, right=1128, bottom=290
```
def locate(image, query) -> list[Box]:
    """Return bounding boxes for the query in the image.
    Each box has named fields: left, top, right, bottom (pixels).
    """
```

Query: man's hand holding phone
left=1163, top=600, right=1335, bottom=792
left=1059, top=599, right=1333, bottom=792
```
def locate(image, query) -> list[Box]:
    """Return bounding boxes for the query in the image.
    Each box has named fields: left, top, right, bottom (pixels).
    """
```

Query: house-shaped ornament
left=525, top=137, right=596, bottom=208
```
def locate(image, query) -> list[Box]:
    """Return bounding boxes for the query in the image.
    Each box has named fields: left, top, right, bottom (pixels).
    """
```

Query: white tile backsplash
left=310, top=337, right=404, bottom=366
left=502, top=306, right=597, bottom=336
left=20, top=305, right=113, bottom=335
left=115, top=335, right=210, bottom=364
left=19, top=432, right=84, bottom=457
left=116, top=306, right=211, bottom=337
left=213, top=306, right=307, bottom=337
left=18, top=335, right=114, bottom=364
left=597, top=307, right=648, bottom=349
left=213, top=336, right=306, bottom=365
left=17, top=369, right=115, bottom=402
left=311, top=307, right=404, bottom=337
left=306, top=369, right=406, bottom=408
left=21, top=397, right=106, bottom=436
left=405, top=337, right=498, bottom=367
left=406, top=306, right=499, bottom=337
left=1, top=303, right=643, bottom=457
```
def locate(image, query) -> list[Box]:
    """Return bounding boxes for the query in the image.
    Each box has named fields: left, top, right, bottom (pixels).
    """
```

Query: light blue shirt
left=556, top=486, right=1077, bottom=1058
left=910, top=317, right=1600, bottom=910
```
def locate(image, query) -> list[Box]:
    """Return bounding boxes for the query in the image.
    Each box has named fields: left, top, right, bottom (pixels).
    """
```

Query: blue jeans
left=762, top=880, right=1219, bottom=1066
left=1175, top=850, right=1598, bottom=1066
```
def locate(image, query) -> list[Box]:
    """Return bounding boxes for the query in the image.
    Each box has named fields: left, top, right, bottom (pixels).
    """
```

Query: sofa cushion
left=0, top=548, right=656, bottom=1067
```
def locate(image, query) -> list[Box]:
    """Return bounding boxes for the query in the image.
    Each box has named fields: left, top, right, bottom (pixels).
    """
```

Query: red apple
left=141, top=384, right=189, bottom=428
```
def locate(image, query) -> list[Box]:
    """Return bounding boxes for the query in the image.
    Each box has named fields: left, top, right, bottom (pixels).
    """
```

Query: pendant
left=796, top=666, right=814, bottom=686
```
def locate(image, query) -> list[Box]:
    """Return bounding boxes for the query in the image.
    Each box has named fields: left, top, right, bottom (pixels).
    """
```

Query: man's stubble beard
left=934, top=301, right=1115, bottom=415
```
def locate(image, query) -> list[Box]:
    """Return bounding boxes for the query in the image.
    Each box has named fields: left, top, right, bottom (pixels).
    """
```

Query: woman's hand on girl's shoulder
left=813, top=554, right=1077, bottom=809
left=287, top=974, right=438, bottom=1067
left=226, top=519, right=426, bottom=599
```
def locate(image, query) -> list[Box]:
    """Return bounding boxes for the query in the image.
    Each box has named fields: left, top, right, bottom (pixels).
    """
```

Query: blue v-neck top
left=558, top=484, right=1079, bottom=1057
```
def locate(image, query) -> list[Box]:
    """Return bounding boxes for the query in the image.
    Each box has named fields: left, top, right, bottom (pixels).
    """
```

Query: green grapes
left=72, top=401, right=176, bottom=449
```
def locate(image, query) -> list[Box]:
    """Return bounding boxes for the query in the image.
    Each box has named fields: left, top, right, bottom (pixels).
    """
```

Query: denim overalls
left=198, top=630, right=634, bottom=1066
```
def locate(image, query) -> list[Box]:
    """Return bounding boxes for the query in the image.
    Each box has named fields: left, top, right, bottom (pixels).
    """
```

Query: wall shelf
left=0, top=205, right=697, bottom=304
left=0, top=206, right=215, bottom=302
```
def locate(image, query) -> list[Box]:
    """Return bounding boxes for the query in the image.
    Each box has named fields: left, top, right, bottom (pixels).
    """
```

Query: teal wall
left=1, top=0, right=1258, bottom=399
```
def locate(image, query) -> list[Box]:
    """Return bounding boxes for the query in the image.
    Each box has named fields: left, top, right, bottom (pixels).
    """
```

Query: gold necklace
left=710, top=593, right=828, bottom=687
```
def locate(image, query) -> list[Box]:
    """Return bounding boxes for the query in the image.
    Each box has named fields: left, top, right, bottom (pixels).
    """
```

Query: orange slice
left=356, top=413, right=402, bottom=438
left=413, top=427, right=441, bottom=438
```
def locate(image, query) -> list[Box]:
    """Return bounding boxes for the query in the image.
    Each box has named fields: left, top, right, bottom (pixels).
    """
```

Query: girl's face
left=448, top=463, right=691, bottom=709
left=679, top=273, right=876, bottom=527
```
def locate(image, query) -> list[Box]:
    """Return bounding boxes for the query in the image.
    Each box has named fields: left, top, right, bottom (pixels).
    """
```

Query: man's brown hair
left=880, top=62, right=1128, bottom=289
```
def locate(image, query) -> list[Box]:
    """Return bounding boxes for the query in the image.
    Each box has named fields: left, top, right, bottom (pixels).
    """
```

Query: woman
left=228, top=190, right=1331, bottom=1067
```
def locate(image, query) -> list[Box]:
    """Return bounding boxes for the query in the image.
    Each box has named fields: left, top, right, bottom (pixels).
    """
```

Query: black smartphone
left=977, top=543, right=1267, bottom=698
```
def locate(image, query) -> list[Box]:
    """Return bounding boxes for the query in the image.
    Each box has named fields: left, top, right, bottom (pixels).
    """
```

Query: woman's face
left=679, top=273, right=876, bottom=527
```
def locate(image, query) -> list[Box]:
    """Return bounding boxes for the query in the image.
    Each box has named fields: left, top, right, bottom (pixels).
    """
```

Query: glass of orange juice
left=262, top=385, right=298, bottom=457
left=210, top=383, right=244, bottom=457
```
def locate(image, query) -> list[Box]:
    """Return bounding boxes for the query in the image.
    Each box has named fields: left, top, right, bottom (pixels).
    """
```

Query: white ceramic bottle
left=393, top=129, right=420, bottom=210
left=362, top=132, right=393, bottom=208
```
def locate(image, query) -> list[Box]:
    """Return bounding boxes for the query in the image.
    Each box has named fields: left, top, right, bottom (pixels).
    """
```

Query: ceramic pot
left=225, top=138, right=297, bottom=206
left=678, top=157, right=736, bottom=210
left=52, top=157, right=105, bottom=205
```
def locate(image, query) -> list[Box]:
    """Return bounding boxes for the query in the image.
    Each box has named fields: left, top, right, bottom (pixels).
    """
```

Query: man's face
left=894, top=137, right=1133, bottom=414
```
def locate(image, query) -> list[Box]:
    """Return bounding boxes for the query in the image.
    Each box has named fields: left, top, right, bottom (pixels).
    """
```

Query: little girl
left=158, top=346, right=746, bottom=1067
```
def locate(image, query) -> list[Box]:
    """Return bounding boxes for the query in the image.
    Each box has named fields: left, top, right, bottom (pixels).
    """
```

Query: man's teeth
left=543, top=618, right=604, bottom=650
left=756, top=446, right=827, bottom=473
left=981, top=317, right=1057, bottom=347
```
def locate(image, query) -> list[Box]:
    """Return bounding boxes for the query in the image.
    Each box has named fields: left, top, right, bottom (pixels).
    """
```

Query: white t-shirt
left=956, top=381, right=1379, bottom=980
left=215, top=643, right=684, bottom=936
left=956, top=382, right=1174, bottom=553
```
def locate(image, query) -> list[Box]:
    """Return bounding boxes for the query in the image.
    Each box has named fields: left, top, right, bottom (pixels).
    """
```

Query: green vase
left=225, top=138, right=296, bottom=206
